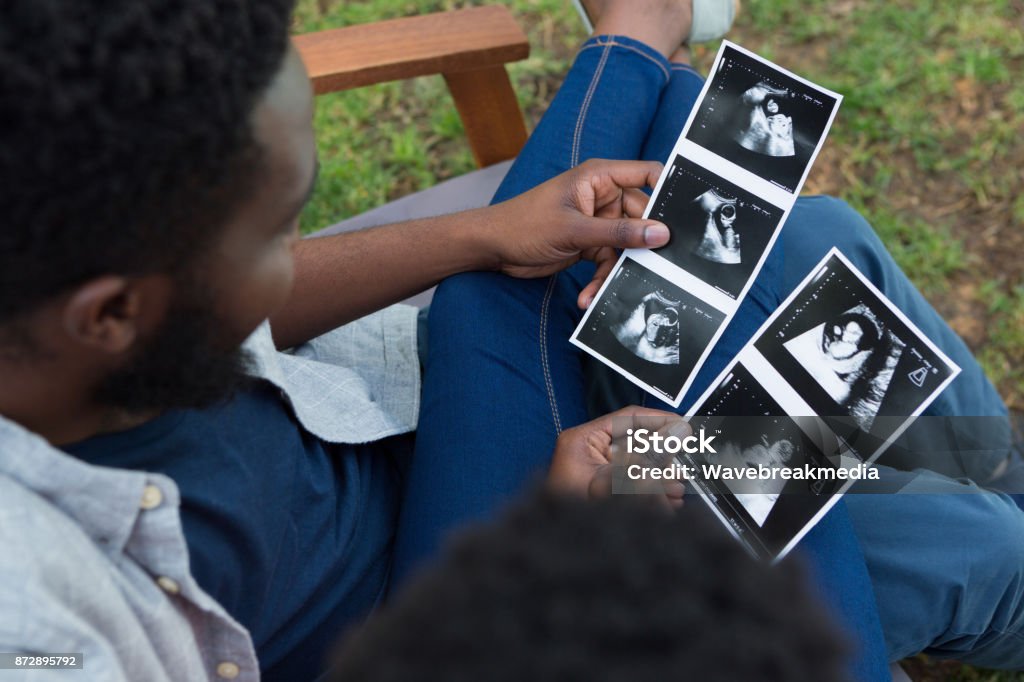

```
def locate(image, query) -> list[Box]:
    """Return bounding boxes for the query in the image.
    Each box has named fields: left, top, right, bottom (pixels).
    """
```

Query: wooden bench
left=294, top=6, right=530, bottom=168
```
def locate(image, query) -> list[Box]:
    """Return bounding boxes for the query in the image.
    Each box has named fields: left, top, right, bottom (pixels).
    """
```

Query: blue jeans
left=392, top=36, right=1024, bottom=675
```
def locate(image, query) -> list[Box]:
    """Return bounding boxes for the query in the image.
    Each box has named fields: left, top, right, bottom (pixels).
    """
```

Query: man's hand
left=271, top=160, right=668, bottom=349
left=485, top=159, right=669, bottom=309
left=548, top=406, right=690, bottom=509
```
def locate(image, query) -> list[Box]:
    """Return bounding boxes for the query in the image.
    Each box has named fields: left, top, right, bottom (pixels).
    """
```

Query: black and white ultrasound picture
left=576, top=258, right=725, bottom=400
left=686, top=45, right=839, bottom=193
left=684, top=364, right=840, bottom=560
left=650, top=156, right=784, bottom=298
left=754, top=254, right=957, bottom=440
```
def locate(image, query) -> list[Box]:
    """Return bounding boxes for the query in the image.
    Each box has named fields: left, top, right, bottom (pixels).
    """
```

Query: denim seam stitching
left=556, top=41, right=611, bottom=434
left=572, top=41, right=612, bottom=166
left=540, top=274, right=563, bottom=434
left=578, top=40, right=671, bottom=83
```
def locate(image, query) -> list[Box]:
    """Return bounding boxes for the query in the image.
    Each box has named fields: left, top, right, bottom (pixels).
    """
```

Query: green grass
left=979, top=282, right=1024, bottom=406
left=294, top=0, right=585, bottom=229
left=292, top=2, right=1024, bottom=678
left=294, top=0, right=1024, bottom=411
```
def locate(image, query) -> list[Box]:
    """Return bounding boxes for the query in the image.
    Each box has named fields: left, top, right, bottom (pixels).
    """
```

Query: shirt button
left=140, top=485, right=163, bottom=510
left=216, top=662, right=241, bottom=679
left=155, top=576, right=180, bottom=595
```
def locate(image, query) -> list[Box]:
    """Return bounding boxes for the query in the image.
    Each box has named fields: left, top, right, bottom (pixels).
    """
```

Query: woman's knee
left=782, top=196, right=890, bottom=288
left=787, top=196, right=880, bottom=255
left=933, top=492, right=1024, bottom=664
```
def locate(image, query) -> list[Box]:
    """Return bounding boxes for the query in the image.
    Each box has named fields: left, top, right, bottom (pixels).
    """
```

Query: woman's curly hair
left=330, top=490, right=849, bottom=682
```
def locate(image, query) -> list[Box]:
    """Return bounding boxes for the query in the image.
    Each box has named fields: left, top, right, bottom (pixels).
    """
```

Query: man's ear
left=61, top=275, right=174, bottom=354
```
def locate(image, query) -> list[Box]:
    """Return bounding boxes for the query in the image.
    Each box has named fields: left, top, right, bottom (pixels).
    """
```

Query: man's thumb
left=580, top=217, right=670, bottom=250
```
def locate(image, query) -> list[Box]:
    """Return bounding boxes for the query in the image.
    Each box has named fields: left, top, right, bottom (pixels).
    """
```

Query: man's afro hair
left=0, top=0, right=296, bottom=323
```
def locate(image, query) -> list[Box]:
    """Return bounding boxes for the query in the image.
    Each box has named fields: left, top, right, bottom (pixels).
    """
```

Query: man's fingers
left=578, top=247, right=617, bottom=309
left=571, top=216, right=669, bottom=251
left=665, top=481, right=686, bottom=499
left=587, top=465, right=614, bottom=499
left=594, top=187, right=651, bottom=220
left=592, top=406, right=691, bottom=507
left=567, top=161, right=666, bottom=251
left=622, top=418, right=693, bottom=469
left=665, top=480, right=686, bottom=509
left=607, top=408, right=691, bottom=469
left=622, top=188, right=652, bottom=219
left=605, top=405, right=686, bottom=439
left=580, top=159, right=664, bottom=193
left=577, top=281, right=599, bottom=310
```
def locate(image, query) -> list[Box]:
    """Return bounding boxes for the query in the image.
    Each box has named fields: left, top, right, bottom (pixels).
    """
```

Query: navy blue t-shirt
left=65, top=380, right=411, bottom=681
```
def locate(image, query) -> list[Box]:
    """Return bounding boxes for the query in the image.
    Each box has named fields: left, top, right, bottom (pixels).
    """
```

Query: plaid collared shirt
left=0, top=305, right=419, bottom=681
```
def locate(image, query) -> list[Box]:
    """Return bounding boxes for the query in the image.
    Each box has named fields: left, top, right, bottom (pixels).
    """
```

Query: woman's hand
left=547, top=406, right=691, bottom=509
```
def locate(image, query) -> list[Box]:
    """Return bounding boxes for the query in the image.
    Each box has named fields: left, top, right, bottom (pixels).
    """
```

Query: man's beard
left=94, top=288, right=256, bottom=414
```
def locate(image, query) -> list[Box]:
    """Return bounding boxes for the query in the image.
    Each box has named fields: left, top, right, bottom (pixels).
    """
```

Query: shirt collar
left=0, top=414, right=161, bottom=555
left=0, top=326, right=272, bottom=551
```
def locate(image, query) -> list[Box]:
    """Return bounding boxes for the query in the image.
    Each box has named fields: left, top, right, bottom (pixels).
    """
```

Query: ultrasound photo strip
left=650, top=156, right=786, bottom=302
left=571, top=42, right=842, bottom=407
left=688, top=248, right=960, bottom=451
left=572, top=256, right=726, bottom=402
left=749, top=251, right=960, bottom=445
left=685, top=42, right=842, bottom=197
left=682, top=249, right=961, bottom=560
left=681, top=368, right=846, bottom=560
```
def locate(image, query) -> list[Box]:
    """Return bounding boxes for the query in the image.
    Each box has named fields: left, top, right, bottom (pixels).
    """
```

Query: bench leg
left=444, top=65, right=527, bottom=168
